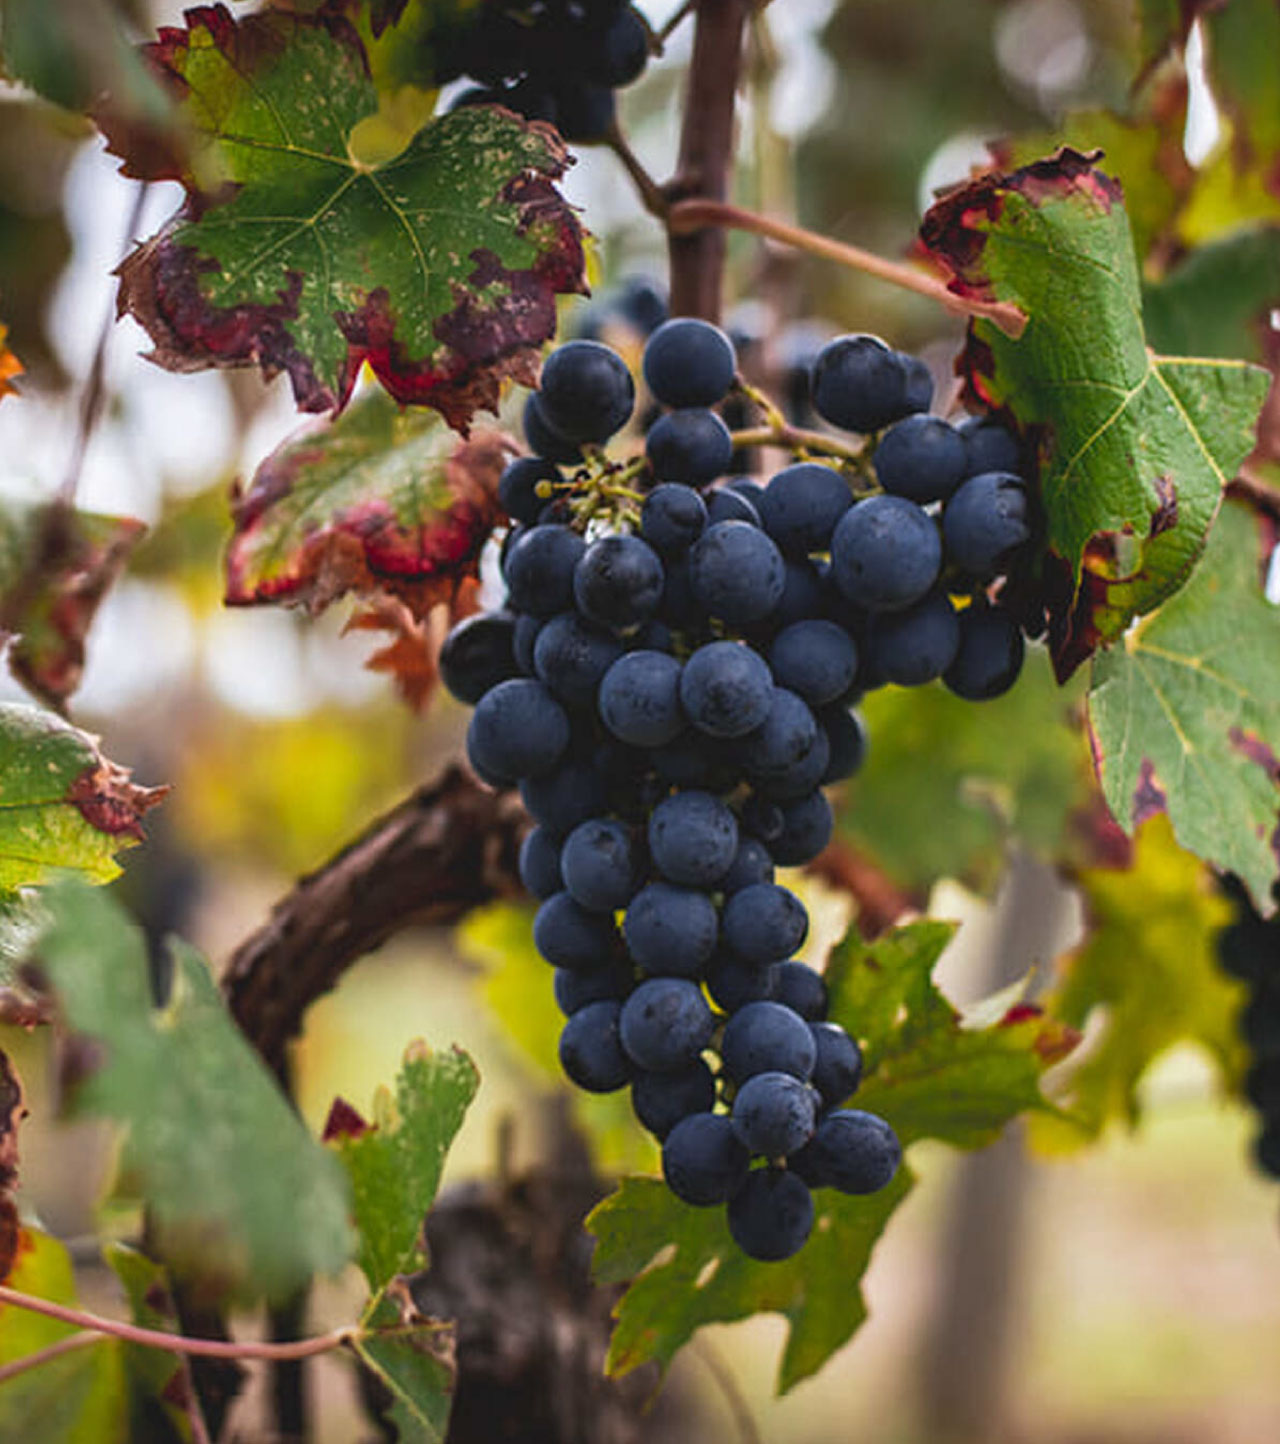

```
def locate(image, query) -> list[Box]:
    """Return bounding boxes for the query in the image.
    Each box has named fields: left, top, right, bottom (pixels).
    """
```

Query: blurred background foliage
left=3, top=0, right=1280, bottom=1439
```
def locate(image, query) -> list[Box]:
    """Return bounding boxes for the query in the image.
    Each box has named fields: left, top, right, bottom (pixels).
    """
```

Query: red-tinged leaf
left=0, top=325, right=20, bottom=403
left=0, top=500, right=146, bottom=709
left=225, top=387, right=509, bottom=621
left=101, top=5, right=586, bottom=427
left=346, top=576, right=482, bottom=711
left=919, top=148, right=1268, bottom=678
left=322, top=1096, right=371, bottom=1142
left=0, top=1049, right=26, bottom=1283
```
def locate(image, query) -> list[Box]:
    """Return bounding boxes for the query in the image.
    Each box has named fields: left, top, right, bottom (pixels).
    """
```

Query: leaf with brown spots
left=1089, top=498, right=1280, bottom=905
left=919, top=148, right=1269, bottom=678
left=100, top=4, right=586, bottom=428
left=0, top=499, right=145, bottom=709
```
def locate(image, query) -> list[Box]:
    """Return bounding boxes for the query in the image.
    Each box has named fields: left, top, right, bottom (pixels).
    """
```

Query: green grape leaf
left=919, top=148, right=1269, bottom=679
left=38, top=879, right=355, bottom=1305
left=0, top=703, right=166, bottom=891
left=1142, top=226, right=1280, bottom=361
left=102, top=1244, right=188, bottom=1408
left=223, top=387, right=508, bottom=615
left=589, top=919, right=1076, bottom=1392
left=354, top=1290, right=455, bottom=1444
left=100, top=5, right=586, bottom=428
left=0, top=500, right=146, bottom=708
left=1088, top=498, right=1280, bottom=903
left=836, top=647, right=1091, bottom=894
left=325, top=1039, right=479, bottom=1294
left=1044, top=813, right=1243, bottom=1143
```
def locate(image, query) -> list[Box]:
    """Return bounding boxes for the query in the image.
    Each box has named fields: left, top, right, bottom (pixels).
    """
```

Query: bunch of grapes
left=1217, top=878, right=1280, bottom=1181
left=445, top=0, right=650, bottom=142
left=441, top=315, right=1038, bottom=1261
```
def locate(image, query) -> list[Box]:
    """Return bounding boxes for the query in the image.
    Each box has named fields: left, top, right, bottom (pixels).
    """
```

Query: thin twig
left=0, top=1285, right=354, bottom=1362
left=60, top=182, right=150, bottom=505
left=692, top=1338, right=763, bottom=1444
left=668, top=199, right=1029, bottom=339
left=606, top=125, right=670, bottom=220
left=657, top=0, right=696, bottom=43
left=0, top=1329, right=104, bottom=1386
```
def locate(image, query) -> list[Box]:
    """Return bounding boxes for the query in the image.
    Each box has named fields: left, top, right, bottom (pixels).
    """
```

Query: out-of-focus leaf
left=589, top=918, right=1077, bottom=1392
left=0, top=892, right=52, bottom=1028
left=919, top=148, right=1269, bottom=679
left=224, top=389, right=508, bottom=617
left=326, top=1039, right=478, bottom=1294
left=1142, top=226, right=1280, bottom=360
left=837, top=647, right=1091, bottom=894
left=1042, top=814, right=1242, bottom=1145
left=354, top=1288, right=455, bottom=1444
left=39, top=879, right=355, bottom=1305
left=0, top=703, right=166, bottom=890
left=102, top=6, right=586, bottom=425
left=1088, top=499, right=1280, bottom=904
left=0, top=320, right=20, bottom=400
left=0, top=1045, right=23, bottom=1281
left=0, top=500, right=146, bottom=707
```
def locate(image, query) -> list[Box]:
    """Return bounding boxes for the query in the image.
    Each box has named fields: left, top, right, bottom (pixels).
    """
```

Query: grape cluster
left=446, top=0, right=650, bottom=143
left=442, top=317, right=1038, bottom=1261
left=1217, top=878, right=1280, bottom=1181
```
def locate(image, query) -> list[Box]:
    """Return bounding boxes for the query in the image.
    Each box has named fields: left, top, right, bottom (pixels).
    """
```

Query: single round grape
left=641, top=483, right=707, bottom=557
left=646, top=408, right=735, bottom=485
left=943, top=604, right=1026, bottom=701
left=504, top=524, right=587, bottom=617
left=512, top=612, right=541, bottom=674
left=553, top=80, right=617, bottom=142
left=770, top=559, right=825, bottom=627
left=903, top=353, right=934, bottom=413
left=632, top=1059, right=717, bottom=1139
left=818, top=705, right=867, bottom=784
left=757, top=463, right=852, bottom=556
left=771, top=961, right=828, bottom=1022
left=705, top=951, right=776, bottom=1013
left=809, top=1022, right=863, bottom=1106
left=736, top=689, right=820, bottom=790
left=722, top=999, right=817, bottom=1082
left=873, top=414, right=968, bottom=504
left=867, top=592, right=960, bottom=687
left=519, top=825, right=563, bottom=900
left=523, top=393, right=584, bottom=464
left=688, top=520, right=786, bottom=626
left=598, top=650, right=685, bottom=747
left=597, top=5, right=649, bottom=85
left=811, top=334, right=921, bottom=434
left=830, top=495, right=941, bottom=613
left=533, top=611, right=623, bottom=707
left=614, top=274, right=668, bottom=335
left=574, top=534, right=665, bottom=630
left=722, top=884, right=809, bottom=966
left=440, top=612, right=518, bottom=705
left=732, top=1071, right=817, bottom=1157
left=466, top=678, right=570, bottom=783
left=942, top=471, right=1032, bottom=577
left=559, top=1000, right=631, bottom=1092
left=643, top=318, right=737, bottom=408
left=560, top=817, right=642, bottom=912
left=648, top=790, right=738, bottom=887
left=790, top=1109, right=901, bottom=1195
left=538, top=339, right=635, bottom=443
left=519, top=757, right=609, bottom=835
left=726, top=1167, right=814, bottom=1261
left=957, top=414, right=1022, bottom=478
left=623, top=882, right=719, bottom=978
left=533, top=891, right=618, bottom=971
left=767, top=620, right=858, bottom=707
left=662, top=1113, right=751, bottom=1206
left=721, top=836, right=776, bottom=894
left=553, top=959, right=634, bottom=1017
left=680, top=640, right=774, bottom=739
left=499, top=456, right=561, bottom=525
left=620, top=976, right=715, bottom=1071
left=770, top=789, right=834, bottom=867
left=704, top=486, right=760, bottom=527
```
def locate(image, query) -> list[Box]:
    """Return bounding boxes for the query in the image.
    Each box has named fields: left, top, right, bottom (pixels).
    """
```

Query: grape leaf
left=1088, top=498, right=1280, bottom=904
left=102, top=5, right=586, bottom=427
left=0, top=703, right=166, bottom=890
left=588, top=919, right=1076, bottom=1393
left=224, top=387, right=507, bottom=619
left=1043, top=814, right=1242, bottom=1143
left=836, top=647, right=1091, bottom=894
left=1142, top=226, right=1280, bottom=361
left=354, top=1289, right=455, bottom=1444
left=38, top=878, right=355, bottom=1305
left=0, top=500, right=146, bottom=708
left=325, top=1039, right=479, bottom=1295
left=0, top=321, right=20, bottom=401
left=919, top=148, right=1269, bottom=679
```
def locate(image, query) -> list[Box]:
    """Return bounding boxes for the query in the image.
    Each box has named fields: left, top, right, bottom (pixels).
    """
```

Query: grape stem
left=668, top=200, right=1029, bottom=339
left=606, top=126, right=670, bottom=220
left=728, top=423, right=867, bottom=467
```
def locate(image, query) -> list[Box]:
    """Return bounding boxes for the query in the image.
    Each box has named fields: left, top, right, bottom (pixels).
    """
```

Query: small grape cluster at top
left=1217, top=878, right=1280, bottom=1185
left=441, top=315, right=1038, bottom=1261
left=445, top=0, right=650, bottom=143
